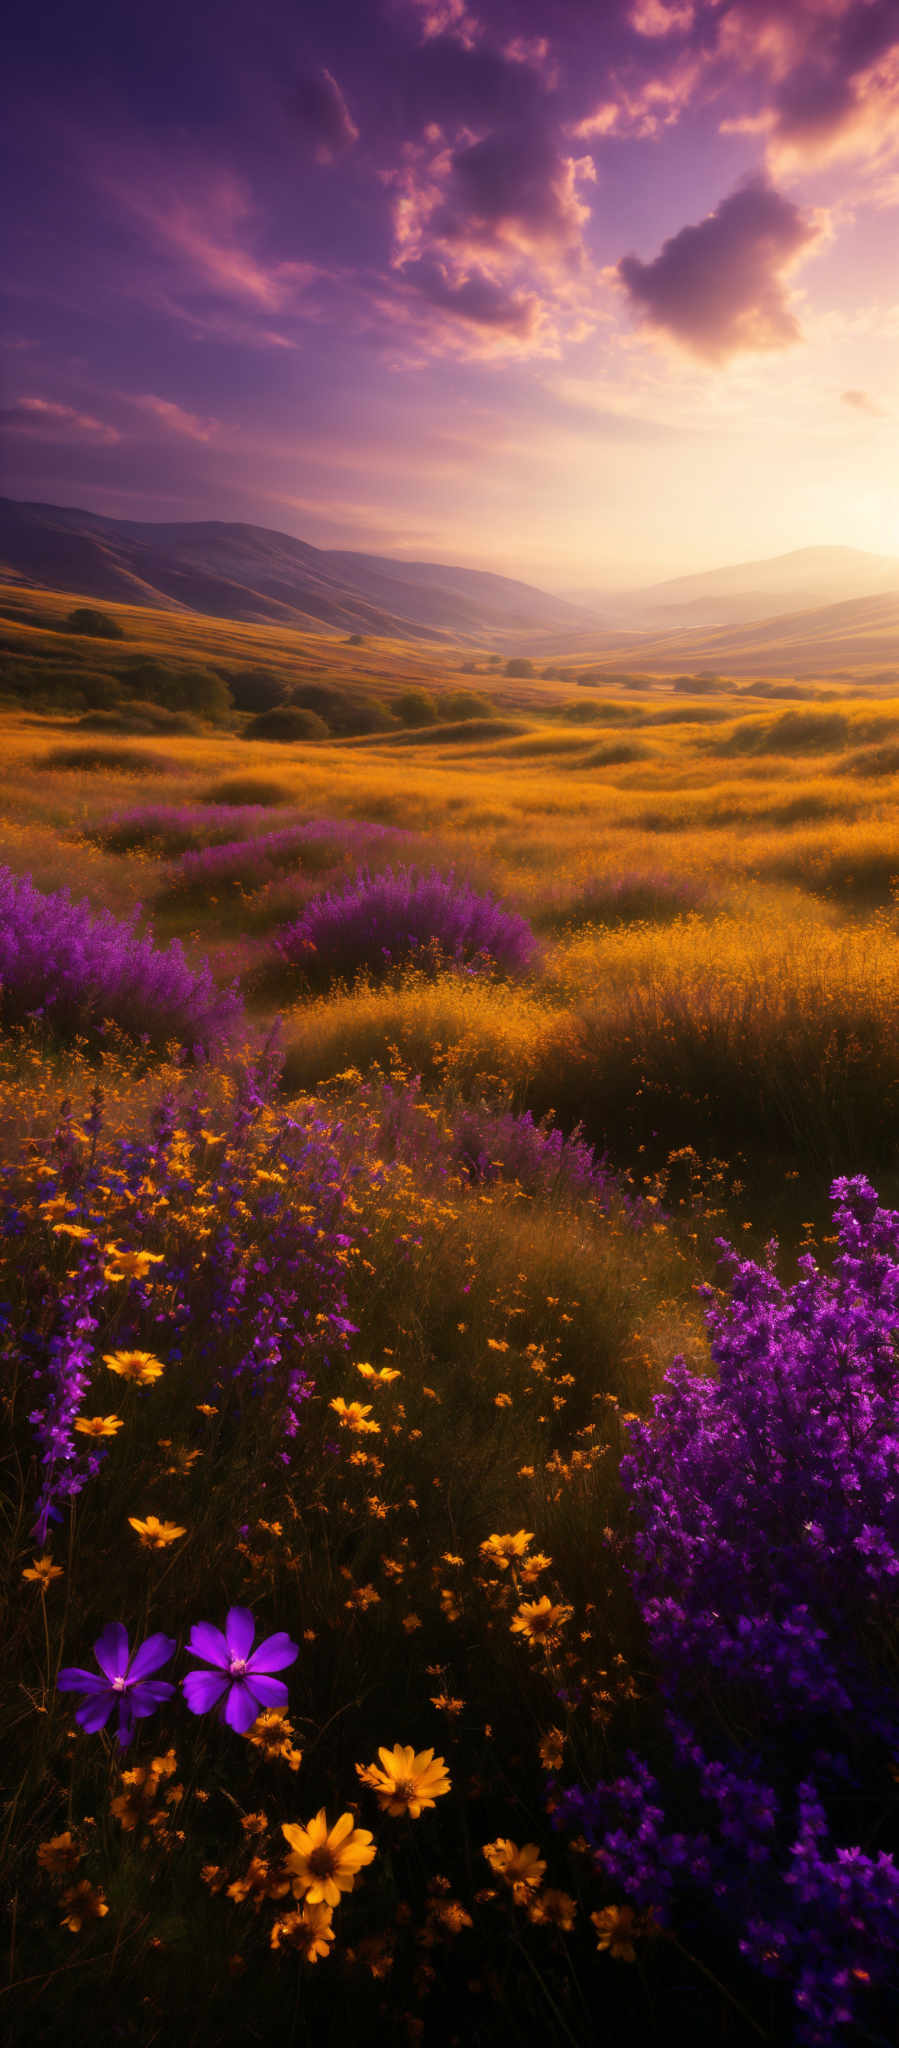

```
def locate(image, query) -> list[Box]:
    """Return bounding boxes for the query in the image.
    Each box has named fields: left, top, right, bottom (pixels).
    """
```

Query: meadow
left=3, top=586, right=899, bottom=2045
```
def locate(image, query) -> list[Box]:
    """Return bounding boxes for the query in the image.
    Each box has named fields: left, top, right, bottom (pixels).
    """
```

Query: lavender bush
left=97, top=804, right=278, bottom=855
left=553, top=1175, right=899, bottom=2042
left=276, top=866, right=539, bottom=985
left=0, top=866, right=241, bottom=1052
left=168, top=817, right=404, bottom=898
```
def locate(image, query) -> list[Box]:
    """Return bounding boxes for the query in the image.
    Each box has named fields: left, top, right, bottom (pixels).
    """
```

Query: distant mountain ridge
left=571, top=546, right=899, bottom=630
left=0, top=498, right=599, bottom=643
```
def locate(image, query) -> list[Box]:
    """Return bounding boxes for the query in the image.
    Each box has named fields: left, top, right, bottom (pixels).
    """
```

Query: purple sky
left=3, top=0, right=899, bottom=586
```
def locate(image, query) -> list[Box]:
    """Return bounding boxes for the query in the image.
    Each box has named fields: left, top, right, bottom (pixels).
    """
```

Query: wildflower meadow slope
left=3, top=671, right=899, bottom=2045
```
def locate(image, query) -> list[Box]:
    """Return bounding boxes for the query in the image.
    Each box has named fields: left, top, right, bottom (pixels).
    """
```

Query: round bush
left=246, top=706, right=329, bottom=742
left=276, top=866, right=539, bottom=986
left=0, top=867, right=242, bottom=1053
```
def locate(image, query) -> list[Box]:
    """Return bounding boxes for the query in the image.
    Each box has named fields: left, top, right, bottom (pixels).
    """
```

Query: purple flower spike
left=182, top=1605, right=298, bottom=1735
left=57, top=1622, right=176, bottom=1746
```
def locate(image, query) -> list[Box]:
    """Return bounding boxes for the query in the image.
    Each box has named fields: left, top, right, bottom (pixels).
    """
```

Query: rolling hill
left=571, top=546, right=899, bottom=630
left=0, top=498, right=599, bottom=644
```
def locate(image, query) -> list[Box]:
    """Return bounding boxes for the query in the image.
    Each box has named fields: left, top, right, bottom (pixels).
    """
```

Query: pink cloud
left=133, top=395, right=220, bottom=442
left=841, top=387, right=887, bottom=417
left=616, top=176, right=824, bottom=362
left=1, top=396, right=120, bottom=443
left=629, top=0, right=695, bottom=37
left=406, top=0, right=482, bottom=51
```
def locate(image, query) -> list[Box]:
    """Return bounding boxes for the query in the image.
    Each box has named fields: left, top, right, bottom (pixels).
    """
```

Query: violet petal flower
left=182, top=1605, right=298, bottom=1734
left=57, top=1623, right=176, bottom=1746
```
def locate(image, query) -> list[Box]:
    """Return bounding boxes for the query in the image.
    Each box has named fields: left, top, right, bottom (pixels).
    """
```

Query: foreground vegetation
left=3, top=593, right=899, bottom=2043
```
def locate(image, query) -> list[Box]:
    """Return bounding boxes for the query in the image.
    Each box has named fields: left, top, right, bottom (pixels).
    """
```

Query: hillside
left=0, top=498, right=598, bottom=644
left=571, top=546, right=899, bottom=630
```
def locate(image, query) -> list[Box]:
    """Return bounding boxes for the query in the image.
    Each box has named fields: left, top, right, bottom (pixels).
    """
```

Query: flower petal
left=131, top=1680, right=176, bottom=1717
left=185, top=1621, right=230, bottom=1670
left=246, top=1631, right=298, bottom=1675
left=127, top=1632, right=177, bottom=1683
left=57, top=1668, right=110, bottom=1695
left=75, top=1693, right=116, bottom=1733
left=243, top=1673, right=289, bottom=1712
left=93, top=1622, right=129, bottom=1681
left=224, top=1607, right=256, bottom=1663
left=223, top=1682, right=261, bottom=1735
left=182, top=1669, right=229, bottom=1716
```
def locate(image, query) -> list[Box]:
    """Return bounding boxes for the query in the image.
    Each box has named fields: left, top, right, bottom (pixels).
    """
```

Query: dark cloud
left=841, top=388, right=886, bottom=417
left=617, top=177, right=821, bottom=361
left=434, top=124, right=591, bottom=255
left=399, top=256, right=543, bottom=333
left=290, top=67, right=359, bottom=162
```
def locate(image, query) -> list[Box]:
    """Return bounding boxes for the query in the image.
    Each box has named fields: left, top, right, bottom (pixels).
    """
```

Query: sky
left=3, top=0, right=899, bottom=589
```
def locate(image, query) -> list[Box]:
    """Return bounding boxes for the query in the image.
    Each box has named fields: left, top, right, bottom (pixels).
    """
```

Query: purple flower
left=182, top=1606, right=298, bottom=1734
left=57, top=1622, right=176, bottom=1745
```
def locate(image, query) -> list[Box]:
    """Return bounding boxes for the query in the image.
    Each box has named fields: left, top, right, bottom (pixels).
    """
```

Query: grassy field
left=3, top=589, right=899, bottom=2044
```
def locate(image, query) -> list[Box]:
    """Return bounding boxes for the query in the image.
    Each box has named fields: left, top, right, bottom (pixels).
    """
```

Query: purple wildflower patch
left=0, top=866, right=242, bottom=1052
left=276, top=865, right=539, bottom=984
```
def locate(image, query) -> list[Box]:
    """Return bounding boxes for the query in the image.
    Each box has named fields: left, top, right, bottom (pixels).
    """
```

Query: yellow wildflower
left=356, top=1363, right=401, bottom=1383
left=530, top=1889, right=577, bottom=1931
left=226, top=1857, right=290, bottom=1908
left=23, top=1555, right=64, bottom=1588
left=592, top=1904, right=640, bottom=1961
left=128, top=1514, right=186, bottom=1550
left=59, top=1880, right=109, bottom=1932
left=282, top=1810, right=376, bottom=1907
left=270, top=1902, right=335, bottom=1961
left=37, top=1832, right=81, bottom=1879
left=483, top=1839, right=546, bottom=1902
left=430, top=1695, right=465, bottom=1716
left=510, top=1596, right=573, bottom=1647
left=104, top=1350, right=164, bottom=1385
left=479, top=1531, right=533, bottom=1571
left=74, top=1415, right=123, bottom=1439
left=329, top=1397, right=380, bottom=1435
left=539, top=1729, right=566, bottom=1772
left=103, top=1246, right=164, bottom=1282
left=355, top=1746, right=451, bottom=1817
left=246, top=1712, right=303, bottom=1770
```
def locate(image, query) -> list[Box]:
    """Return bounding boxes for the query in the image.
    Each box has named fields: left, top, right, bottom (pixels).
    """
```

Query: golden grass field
left=5, top=583, right=899, bottom=2043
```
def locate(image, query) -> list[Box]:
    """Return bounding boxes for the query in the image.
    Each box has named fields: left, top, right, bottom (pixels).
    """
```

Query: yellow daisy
left=74, top=1414, right=123, bottom=1439
left=104, top=1350, right=165, bottom=1385
left=355, top=1745, right=451, bottom=1817
left=281, top=1810, right=376, bottom=1907
left=270, top=1902, right=335, bottom=1961
left=23, top=1556, right=64, bottom=1588
left=128, top=1514, right=186, bottom=1549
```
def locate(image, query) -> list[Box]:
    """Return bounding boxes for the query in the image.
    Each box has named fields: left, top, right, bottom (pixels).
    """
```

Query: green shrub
left=226, top=669, right=287, bottom=713
left=245, top=705, right=329, bottom=741
left=442, top=690, right=495, bottom=719
left=64, top=607, right=125, bottom=640
left=393, top=689, right=438, bottom=727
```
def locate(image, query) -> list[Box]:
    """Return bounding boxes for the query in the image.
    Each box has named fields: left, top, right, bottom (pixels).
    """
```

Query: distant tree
left=246, top=705, right=329, bottom=741
left=290, top=683, right=394, bottom=735
left=504, top=657, right=534, bottom=678
left=560, top=699, right=604, bottom=724
left=442, top=690, right=495, bottom=720
left=64, top=607, right=125, bottom=640
left=345, top=633, right=366, bottom=646
left=227, top=669, right=286, bottom=713
left=122, top=660, right=232, bottom=722
left=394, top=689, right=438, bottom=728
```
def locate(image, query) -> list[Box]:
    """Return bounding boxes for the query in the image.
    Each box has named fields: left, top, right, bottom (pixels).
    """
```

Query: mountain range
left=570, top=546, right=899, bottom=630
left=3, top=499, right=899, bottom=675
left=0, top=498, right=597, bottom=643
